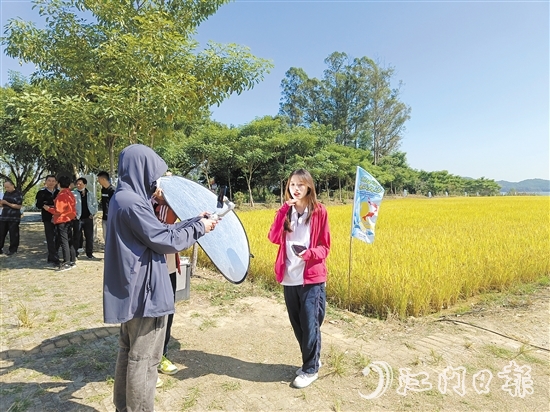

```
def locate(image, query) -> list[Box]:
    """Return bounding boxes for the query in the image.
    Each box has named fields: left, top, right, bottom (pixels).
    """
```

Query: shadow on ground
left=0, top=327, right=296, bottom=411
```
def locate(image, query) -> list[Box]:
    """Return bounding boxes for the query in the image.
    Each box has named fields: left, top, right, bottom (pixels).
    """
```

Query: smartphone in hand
left=291, top=244, right=307, bottom=256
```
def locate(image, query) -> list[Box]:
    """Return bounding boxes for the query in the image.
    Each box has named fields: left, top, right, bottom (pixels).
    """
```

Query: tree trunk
left=227, top=173, right=233, bottom=200
left=108, top=138, right=115, bottom=179
left=246, top=175, right=255, bottom=207
left=190, top=243, right=198, bottom=277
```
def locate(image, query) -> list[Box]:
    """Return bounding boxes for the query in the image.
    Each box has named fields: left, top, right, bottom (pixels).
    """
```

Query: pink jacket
left=268, top=202, right=331, bottom=285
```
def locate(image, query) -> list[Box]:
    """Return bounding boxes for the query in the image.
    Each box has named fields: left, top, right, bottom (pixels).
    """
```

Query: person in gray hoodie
left=103, top=144, right=216, bottom=412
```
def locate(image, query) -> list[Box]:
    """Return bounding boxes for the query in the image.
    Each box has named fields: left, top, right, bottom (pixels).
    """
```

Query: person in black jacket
left=35, top=175, right=60, bottom=265
left=0, top=180, right=23, bottom=255
left=97, top=171, right=115, bottom=242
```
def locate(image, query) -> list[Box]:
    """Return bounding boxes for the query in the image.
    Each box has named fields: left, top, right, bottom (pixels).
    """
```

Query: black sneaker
left=56, top=263, right=73, bottom=272
left=6, top=251, right=17, bottom=256
left=87, top=255, right=95, bottom=259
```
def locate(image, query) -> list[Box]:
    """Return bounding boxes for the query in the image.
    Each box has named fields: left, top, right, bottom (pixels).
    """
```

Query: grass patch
left=15, top=302, right=36, bottom=328
left=73, top=303, right=90, bottom=311
left=327, top=345, right=347, bottom=377
left=207, top=400, right=225, bottom=410
left=86, top=393, right=109, bottom=404
left=428, top=349, right=443, bottom=366
left=194, top=282, right=245, bottom=306
left=353, top=353, right=371, bottom=369
left=484, top=344, right=515, bottom=360
left=6, top=397, right=32, bottom=412
left=221, top=380, right=241, bottom=391
left=62, top=345, right=79, bottom=357
left=199, top=318, right=217, bottom=331
left=180, top=386, right=200, bottom=410
left=514, top=344, right=549, bottom=366
left=46, top=311, right=58, bottom=322
left=159, top=376, right=177, bottom=391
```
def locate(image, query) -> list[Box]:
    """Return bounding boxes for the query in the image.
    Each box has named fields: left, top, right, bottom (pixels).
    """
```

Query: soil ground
left=1, top=219, right=549, bottom=412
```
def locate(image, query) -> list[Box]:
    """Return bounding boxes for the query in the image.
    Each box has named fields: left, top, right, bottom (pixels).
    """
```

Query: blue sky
left=2, top=0, right=548, bottom=182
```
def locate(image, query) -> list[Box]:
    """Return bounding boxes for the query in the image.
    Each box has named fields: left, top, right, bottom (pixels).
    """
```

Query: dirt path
left=1, top=223, right=548, bottom=411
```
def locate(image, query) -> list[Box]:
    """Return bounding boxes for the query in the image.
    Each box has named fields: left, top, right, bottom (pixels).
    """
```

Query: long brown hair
left=284, top=169, right=318, bottom=232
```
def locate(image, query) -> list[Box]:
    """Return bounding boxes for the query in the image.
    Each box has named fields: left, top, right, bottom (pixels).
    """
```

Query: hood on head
left=116, top=144, right=168, bottom=199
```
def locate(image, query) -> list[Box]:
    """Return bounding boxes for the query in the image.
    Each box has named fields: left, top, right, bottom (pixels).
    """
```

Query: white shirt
left=281, top=206, right=311, bottom=286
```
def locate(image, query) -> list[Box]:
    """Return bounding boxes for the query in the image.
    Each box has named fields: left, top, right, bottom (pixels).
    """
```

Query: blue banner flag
left=351, top=166, right=384, bottom=244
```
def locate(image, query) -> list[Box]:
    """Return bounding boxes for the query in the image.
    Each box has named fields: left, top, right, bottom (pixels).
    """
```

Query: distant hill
left=497, top=179, right=550, bottom=193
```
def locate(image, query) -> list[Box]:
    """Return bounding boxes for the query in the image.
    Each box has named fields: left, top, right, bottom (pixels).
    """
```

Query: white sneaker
left=296, top=359, right=322, bottom=375
left=156, top=377, right=163, bottom=388
left=292, top=372, right=318, bottom=388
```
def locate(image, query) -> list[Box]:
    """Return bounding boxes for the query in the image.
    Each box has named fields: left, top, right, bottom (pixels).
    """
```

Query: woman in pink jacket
left=268, top=169, right=331, bottom=389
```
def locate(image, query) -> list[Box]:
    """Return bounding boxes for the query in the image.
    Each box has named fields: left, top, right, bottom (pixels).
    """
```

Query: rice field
left=205, top=196, right=550, bottom=318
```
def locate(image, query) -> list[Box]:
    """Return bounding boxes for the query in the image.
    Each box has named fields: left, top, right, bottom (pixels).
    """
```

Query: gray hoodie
left=103, top=144, right=205, bottom=324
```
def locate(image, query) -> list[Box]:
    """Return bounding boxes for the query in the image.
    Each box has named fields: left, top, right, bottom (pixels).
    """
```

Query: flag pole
left=348, top=167, right=360, bottom=310
left=348, top=235, right=353, bottom=310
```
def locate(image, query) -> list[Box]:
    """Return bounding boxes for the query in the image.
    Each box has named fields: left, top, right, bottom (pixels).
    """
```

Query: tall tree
left=368, top=63, right=411, bottom=165
left=3, top=0, right=273, bottom=176
left=278, top=52, right=411, bottom=162
left=0, top=76, right=76, bottom=196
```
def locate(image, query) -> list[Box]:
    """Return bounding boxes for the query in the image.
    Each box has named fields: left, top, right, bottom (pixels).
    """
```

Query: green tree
left=279, top=52, right=411, bottom=162
left=3, top=0, right=273, bottom=176
left=0, top=77, right=76, bottom=196
left=233, top=117, right=280, bottom=206
left=368, top=62, right=411, bottom=165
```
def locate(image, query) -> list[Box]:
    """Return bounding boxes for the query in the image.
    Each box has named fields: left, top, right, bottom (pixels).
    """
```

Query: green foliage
left=2, top=0, right=273, bottom=175
left=279, top=52, right=411, bottom=163
left=155, top=116, right=499, bottom=202
left=0, top=80, right=74, bottom=197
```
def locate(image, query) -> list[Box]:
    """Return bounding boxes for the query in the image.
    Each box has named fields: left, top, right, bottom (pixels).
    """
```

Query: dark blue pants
left=284, top=283, right=326, bottom=374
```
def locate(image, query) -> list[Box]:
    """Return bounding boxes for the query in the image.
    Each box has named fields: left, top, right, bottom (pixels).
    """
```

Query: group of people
left=0, top=172, right=115, bottom=264
left=33, top=173, right=115, bottom=271
left=102, top=144, right=331, bottom=411
left=3, top=143, right=331, bottom=411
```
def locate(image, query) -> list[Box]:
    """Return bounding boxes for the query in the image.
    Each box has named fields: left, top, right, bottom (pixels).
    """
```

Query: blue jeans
left=114, top=316, right=166, bottom=412
left=284, top=283, right=326, bottom=374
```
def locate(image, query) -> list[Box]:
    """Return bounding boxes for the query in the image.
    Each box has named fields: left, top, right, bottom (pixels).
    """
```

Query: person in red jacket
left=268, top=168, right=331, bottom=389
left=44, top=175, right=77, bottom=271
